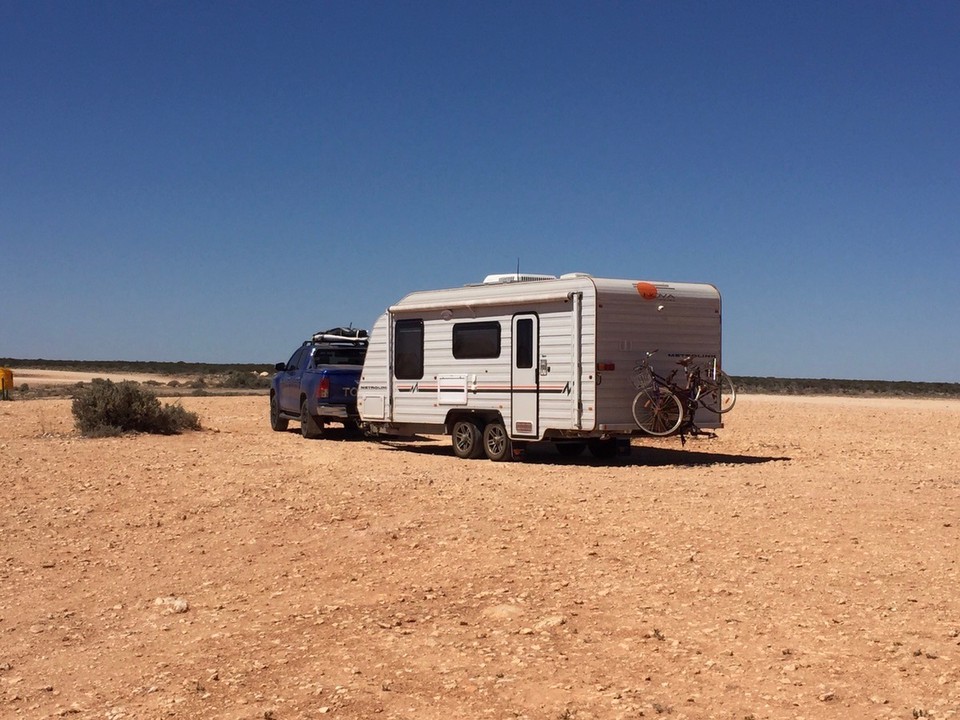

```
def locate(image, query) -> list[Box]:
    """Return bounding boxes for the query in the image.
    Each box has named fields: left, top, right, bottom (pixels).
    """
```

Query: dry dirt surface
left=2, top=392, right=959, bottom=720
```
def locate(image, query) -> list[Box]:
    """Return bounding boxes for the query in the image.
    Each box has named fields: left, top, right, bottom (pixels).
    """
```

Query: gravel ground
left=2, top=391, right=959, bottom=719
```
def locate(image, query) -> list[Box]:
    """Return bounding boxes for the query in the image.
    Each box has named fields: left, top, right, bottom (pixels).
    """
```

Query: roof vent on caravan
left=482, top=273, right=557, bottom=284
left=559, top=272, right=593, bottom=279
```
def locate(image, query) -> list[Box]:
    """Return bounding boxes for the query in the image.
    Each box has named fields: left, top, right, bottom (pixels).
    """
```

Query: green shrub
left=217, top=370, right=271, bottom=389
left=71, top=379, right=200, bottom=436
left=82, top=423, right=124, bottom=438
left=158, top=402, right=203, bottom=432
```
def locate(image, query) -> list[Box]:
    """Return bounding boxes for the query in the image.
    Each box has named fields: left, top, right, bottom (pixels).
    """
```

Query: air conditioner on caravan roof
left=481, top=273, right=557, bottom=284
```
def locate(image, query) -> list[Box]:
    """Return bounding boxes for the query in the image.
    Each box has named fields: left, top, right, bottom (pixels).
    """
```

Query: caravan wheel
left=482, top=421, right=513, bottom=462
left=451, top=420, right=484, bottom=459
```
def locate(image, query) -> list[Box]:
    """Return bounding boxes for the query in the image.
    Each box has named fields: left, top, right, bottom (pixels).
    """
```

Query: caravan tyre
left=452, top=420, right=484, bottom=459
left=482, top=421, right=513, bottom=462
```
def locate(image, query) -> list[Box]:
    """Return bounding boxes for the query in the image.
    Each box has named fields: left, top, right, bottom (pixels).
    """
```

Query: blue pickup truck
left=269, top=328, right=368, bottom=438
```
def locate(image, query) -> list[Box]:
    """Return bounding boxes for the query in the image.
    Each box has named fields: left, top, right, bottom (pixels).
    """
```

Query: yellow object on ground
left=0, top=367, right=13, bottom=400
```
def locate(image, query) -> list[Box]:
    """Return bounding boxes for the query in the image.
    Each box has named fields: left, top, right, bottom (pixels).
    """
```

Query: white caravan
left=358, top=273, right=723, bottom=460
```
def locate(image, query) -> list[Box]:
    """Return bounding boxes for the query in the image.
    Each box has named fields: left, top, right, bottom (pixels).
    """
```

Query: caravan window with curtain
left=452, top=321, right=501, bottom=359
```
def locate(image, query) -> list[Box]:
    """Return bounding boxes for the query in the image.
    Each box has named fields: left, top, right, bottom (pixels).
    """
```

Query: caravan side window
left=394, top=319, right=424, bottom=379
left=452, top=321, right=501, bottom=359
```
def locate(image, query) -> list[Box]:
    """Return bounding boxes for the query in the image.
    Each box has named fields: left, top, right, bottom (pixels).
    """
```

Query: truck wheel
left=451, top=419, right=483, bottom=459
left=482, top=421, right=513, bottom=462
left=300, top=401, right=324, bottom=439
left=270, top=394, right=288, bottom=432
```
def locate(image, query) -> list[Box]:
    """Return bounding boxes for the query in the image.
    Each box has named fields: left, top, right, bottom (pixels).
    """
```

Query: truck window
left=313, top=347, right=367, bottom=366
left=394, top=319, right=424, bottom=379
left=286, top=347, right=306, bottom=370
left=452, top=321, right=501, bottom=359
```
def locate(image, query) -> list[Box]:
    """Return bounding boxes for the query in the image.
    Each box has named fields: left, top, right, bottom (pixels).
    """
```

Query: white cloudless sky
left=1, top=1, right=958, bottom=381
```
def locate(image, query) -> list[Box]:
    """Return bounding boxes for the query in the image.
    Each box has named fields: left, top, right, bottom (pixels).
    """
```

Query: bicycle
left=630, top=352, right=685, bottom=436
left=631, top=352, right=737, bottom=436
left=676, top=356, right=737, bottom=415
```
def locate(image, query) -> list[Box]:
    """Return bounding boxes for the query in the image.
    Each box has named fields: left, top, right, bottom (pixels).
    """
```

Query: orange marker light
left=635, top=282, right=658, bottom=300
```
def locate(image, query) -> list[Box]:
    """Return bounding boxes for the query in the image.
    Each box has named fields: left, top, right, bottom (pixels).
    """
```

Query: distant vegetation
left=2, top=359, right=958, bottom=399
left=0, top=357, right=272, bottom=376
left=733, top=376, right=960, bottom=399
left=1, top=358, right=273, bottom=398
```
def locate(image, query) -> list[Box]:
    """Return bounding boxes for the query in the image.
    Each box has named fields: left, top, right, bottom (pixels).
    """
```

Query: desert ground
left=2, top=381, right=959, bottom=719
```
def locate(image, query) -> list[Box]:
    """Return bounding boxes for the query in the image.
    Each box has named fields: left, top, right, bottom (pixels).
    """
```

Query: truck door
left=280, top=347, right=307, bottom=411
left=511, top=314, right=539, bottom=438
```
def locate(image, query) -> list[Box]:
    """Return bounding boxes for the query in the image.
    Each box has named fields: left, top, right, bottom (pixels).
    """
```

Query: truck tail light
left=317, top=377, right=330, bottom=399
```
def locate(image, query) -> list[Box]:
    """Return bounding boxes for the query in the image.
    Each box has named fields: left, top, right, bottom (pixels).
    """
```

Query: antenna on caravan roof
left=516, top=257, right=520, bottom=281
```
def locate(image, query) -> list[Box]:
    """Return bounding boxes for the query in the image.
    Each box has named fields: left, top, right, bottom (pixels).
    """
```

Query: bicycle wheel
left=698, top=371, right=736, bottom=414
left=632, top=386, right=684, bottom=436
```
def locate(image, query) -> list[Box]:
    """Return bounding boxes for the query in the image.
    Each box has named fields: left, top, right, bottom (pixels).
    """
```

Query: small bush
left=157, top=402, right=202, bottom=432
left=83, top=424, right=124, bottom=438
left=217, top=370, right=271, bottom=389
left=72, top=379, right=200, bottom=436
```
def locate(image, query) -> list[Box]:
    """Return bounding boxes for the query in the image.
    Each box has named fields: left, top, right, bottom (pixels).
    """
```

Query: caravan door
left=511, top=314, right=539, bottom=438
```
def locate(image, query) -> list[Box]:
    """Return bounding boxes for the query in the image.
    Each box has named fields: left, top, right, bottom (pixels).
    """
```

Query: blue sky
left=1, top=1, right=957, bottom=381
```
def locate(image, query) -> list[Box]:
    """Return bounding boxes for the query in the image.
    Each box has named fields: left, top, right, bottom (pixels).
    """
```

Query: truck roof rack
left=308, top=327, right=369, bottom=346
